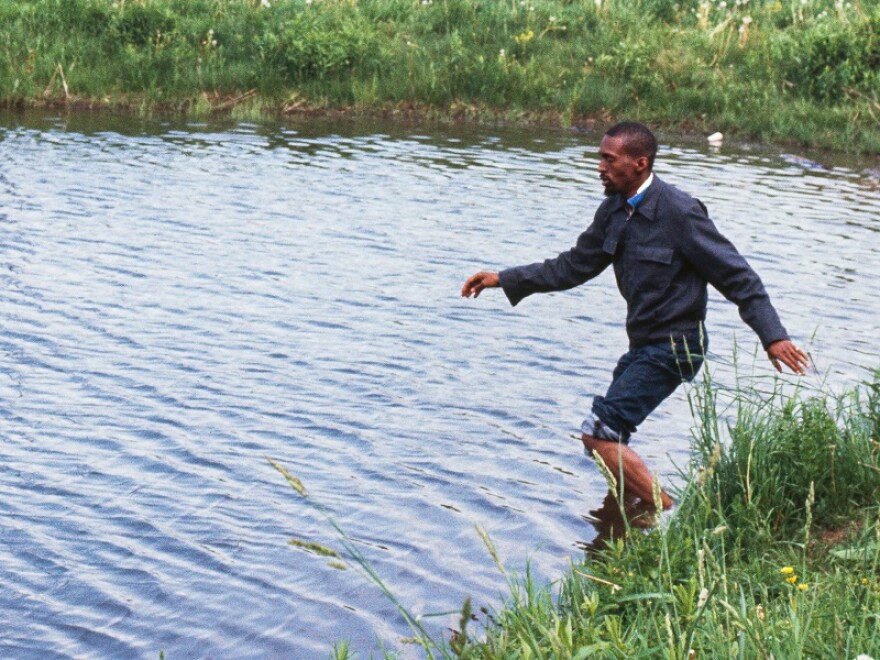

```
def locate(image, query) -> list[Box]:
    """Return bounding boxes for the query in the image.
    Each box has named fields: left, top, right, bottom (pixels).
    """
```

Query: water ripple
left=0, top=113, right=877, bottom=657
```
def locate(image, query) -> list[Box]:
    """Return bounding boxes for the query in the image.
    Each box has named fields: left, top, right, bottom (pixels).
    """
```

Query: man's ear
left=634, top=155, right=650, bottom=173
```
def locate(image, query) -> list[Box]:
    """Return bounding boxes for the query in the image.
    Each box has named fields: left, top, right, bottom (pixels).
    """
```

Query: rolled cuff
left=581, top=413, right=629, bottom=444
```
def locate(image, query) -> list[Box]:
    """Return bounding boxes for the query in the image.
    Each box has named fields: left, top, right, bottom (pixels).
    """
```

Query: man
left=461, top=121, right=809, bottom=509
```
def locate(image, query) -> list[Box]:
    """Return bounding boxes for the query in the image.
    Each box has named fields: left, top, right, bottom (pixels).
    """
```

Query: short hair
left=605, top=121, right=658, bottom=169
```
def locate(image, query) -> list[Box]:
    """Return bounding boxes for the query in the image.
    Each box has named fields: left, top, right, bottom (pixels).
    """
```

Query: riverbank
left=450, top=374, right=880, bottom=658
left=2, top=0, right=879, bottom=153
left=322, top=372, right=880, bottom=657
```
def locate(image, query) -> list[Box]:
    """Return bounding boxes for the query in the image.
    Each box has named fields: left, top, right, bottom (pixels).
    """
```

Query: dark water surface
left=1, top=112, right=878, bottom=658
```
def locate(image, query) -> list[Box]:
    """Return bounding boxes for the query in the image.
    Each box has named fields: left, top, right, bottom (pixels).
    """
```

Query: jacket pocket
left=635, top=245, right=674, bottom=264
left=631, top=245, right=675, bottom=294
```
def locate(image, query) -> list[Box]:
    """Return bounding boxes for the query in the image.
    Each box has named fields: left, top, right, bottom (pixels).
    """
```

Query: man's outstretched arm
left=462, top=210, right=613, bottom=306
left=677, top=203, right=811, bottom=376
left=461, top=271, right=499, bottom=298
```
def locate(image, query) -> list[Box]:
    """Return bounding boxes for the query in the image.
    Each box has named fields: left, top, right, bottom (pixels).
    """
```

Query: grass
left=274, top=367, right=880, bottom=658
left=1, top=0, right=879, bottom=152
left=447, top=368, right=880, bottom=658
left=267, top=458, right=452, bottom=657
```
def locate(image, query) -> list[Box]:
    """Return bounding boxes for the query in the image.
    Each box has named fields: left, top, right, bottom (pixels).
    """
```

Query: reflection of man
left=582, top=491, right=656, bottom=553
left=462, top=122, right=808, bottom=509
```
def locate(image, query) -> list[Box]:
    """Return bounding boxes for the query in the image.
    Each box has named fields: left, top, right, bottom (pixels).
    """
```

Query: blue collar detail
left=627, top=189, right=647, bottom=209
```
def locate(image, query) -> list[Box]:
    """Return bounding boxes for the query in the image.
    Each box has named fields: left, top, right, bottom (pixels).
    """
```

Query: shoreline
left=328, top=374, right=880, bottom=658
left=3, top=0, right=878, bottom=155
left=5, top=96, right=878, bottom=169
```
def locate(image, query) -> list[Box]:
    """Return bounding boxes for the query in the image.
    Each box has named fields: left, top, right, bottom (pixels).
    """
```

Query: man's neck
left=625, top=172, right=654, bottom=202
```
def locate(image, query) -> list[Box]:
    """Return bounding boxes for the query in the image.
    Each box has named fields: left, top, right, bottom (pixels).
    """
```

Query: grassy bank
left=1, top=0, right=879, bottom=152
left=438, top=372, right=880, bottom=659
left=269, top=368, right=880, bottom=657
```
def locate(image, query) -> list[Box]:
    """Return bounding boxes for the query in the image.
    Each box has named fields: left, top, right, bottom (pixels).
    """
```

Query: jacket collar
left=634, top=174, right=662, bottom=220
left=606, top=174, right=663, bottom=220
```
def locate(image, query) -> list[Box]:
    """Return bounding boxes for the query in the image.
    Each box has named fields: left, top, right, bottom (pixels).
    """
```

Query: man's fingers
left=461, top=282, right=482, bottom=298
left=790, top=346, right=810, bottom=374
left=768, top=340, right=811, bottom=375
left=778, top=352, right=797, bottom=373
left=784, top=357, right=803, bottom=374
left=782, top=348, right=808, bottom=375
left=462, top=271, right=499, bottom=298
left=461, top=276, right=480, bottom=297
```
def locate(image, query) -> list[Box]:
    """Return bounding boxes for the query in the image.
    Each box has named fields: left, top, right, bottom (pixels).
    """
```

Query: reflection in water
left=0, top=109, right=878, bottom=658
left=580, top=491, right=659, bottom=554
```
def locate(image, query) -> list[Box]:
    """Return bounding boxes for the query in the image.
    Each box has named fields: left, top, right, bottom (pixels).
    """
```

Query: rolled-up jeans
left=582, top=331, right=707, bottom=444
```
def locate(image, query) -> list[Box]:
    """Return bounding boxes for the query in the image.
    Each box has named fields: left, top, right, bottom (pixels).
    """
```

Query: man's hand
left=461, top=271, right=500, bottom=298
left=767, top=339, right=810, bottom=375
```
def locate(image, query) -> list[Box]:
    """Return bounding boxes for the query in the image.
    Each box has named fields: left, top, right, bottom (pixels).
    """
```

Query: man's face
left=597, top=135, right=648, bottom=197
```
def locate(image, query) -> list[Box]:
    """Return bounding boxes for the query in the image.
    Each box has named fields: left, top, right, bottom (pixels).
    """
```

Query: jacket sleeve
left=678, top=200, right=789, bottom=348
left=498, top=211, right=612, bottom=307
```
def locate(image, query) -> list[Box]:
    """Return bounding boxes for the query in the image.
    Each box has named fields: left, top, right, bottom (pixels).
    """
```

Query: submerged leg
left=582, top=433, right=673, bottom=510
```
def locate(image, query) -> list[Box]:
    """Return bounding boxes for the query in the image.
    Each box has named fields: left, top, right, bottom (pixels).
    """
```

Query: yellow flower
left=861, top=578, right=870, bottom=586
left=514, top=29, right=535, bottom=44
left=786, top=575, right=798, bottom=584
left=798, top=583, right=809, bottom=591
left=780, top=566, right=795, bottom=574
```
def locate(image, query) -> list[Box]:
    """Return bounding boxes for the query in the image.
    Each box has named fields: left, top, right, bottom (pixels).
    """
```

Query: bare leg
left=582, top=433, right=674, bottom=510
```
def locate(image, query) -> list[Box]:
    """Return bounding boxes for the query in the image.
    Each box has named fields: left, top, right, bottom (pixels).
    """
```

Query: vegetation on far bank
left=1, top=0, right=879, bottom=152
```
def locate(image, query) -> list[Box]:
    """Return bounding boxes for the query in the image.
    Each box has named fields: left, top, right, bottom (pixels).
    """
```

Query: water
left=0, top=111, right=877, bottom=658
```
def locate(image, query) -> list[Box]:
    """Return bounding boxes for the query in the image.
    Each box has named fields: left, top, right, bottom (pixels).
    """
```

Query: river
left=1, top=111, right=877, bottom=658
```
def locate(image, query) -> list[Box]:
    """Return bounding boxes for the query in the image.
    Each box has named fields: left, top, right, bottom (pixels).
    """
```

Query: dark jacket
left=498, top=176, right=789, bottom=349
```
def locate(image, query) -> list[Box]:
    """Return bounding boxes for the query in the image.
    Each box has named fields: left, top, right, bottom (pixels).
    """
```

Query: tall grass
left=2, top=0, right=879, bottom=152
left=451, top=369, right=880, bottom=658
left=270, top=369, right=880, bottom=657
